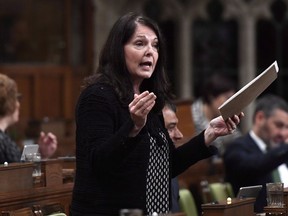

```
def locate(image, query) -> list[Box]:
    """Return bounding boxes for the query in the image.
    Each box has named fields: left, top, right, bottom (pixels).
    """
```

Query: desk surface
left=202, top=198, right=256, bottom=216
left=202, top=198, right=256, bottom=209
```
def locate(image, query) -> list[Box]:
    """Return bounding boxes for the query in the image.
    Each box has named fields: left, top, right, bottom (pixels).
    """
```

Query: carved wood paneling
left=0, top=65, right=75, bottom=120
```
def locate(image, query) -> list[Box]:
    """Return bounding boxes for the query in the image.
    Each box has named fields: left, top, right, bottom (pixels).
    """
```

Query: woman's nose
left=145, top=44, right=154, bottom=55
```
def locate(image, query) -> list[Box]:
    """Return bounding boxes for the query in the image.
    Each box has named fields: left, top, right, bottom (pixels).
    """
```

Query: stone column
left=224, top=0, right=272, bottom=132
left=238, top=16, right=256, bottom=132
left=173, top=0, right=209, bottom=99
left=92, top=0, right=130, bottom=71
left=176, top=15, right=193, bottom=99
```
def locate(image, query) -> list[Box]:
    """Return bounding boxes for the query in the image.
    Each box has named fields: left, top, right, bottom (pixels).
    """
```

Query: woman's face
left=124, top=24, right=159, bottom=87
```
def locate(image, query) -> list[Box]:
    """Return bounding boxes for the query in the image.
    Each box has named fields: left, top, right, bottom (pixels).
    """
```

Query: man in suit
left=223, top=94, right=288, bottom=213
left=162, top=102, right=184, bottom=213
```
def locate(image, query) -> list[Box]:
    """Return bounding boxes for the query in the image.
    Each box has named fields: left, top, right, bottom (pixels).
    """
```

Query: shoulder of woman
left=82, top=82, right=116, bottom=98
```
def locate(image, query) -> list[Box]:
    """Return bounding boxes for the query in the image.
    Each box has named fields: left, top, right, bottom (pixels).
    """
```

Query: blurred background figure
left=0, top=73, right=57, bottom=164
left=224, top=94, right=288, bottom=213
left=192, top=73, right=242, bottom=155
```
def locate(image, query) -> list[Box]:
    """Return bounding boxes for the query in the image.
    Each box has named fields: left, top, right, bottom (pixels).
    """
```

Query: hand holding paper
left=218, top=61, right=279, bottom=120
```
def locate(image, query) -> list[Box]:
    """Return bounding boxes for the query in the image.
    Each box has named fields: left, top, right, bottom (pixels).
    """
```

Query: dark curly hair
left=84, top=12, right=172, bottom=113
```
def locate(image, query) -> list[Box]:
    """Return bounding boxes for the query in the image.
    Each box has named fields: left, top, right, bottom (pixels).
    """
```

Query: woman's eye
left=153, top=43, right=159, bottom=51
left=135, top=41, right=144, bottom=46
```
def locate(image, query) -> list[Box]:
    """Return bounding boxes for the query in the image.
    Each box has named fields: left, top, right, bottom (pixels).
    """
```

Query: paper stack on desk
left=218, top=61, right=279, bottom=120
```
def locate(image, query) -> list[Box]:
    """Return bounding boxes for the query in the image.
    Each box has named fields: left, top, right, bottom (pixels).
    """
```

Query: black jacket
left=0, top=130, right=21, bottom=164
left=71, top=82, right=217, bottom=215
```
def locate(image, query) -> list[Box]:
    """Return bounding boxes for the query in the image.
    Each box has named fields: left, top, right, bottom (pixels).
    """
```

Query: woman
left=71, top=12, right=242, bottom=215
left=192, top=73, right=242, bottom=155
left=0, top=73, right=57, bottom=163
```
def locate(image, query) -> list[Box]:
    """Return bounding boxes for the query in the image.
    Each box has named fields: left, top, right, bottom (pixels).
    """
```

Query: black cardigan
left=71, top=83, right=217, bottom=215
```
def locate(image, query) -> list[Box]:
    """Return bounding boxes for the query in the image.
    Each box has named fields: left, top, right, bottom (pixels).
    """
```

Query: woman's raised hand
left=129, top=91, right=156, bottom=137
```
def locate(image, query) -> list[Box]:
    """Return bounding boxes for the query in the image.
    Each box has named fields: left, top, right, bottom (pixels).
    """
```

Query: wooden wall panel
left=174, top=99, right=196, bottom=139
left=0, top=65, right=75, bottom=121
left=13, top=75, right=34, bottom=120
left=37, top=74, right=63, bottom=118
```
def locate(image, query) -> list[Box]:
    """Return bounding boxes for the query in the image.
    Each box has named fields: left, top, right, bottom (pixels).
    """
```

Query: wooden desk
left=0, top=160, right=74, bottom=215
left=202, top=198, right=256, bottom=216
left=0, top=183, right=73, bottom=214
left=0, top=163, right=34, bottom=192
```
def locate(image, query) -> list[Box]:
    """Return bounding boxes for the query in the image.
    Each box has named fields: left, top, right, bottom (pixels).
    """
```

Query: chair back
left=209, top=182, right=234, bottom=202
left=225, top=182, right=235, bottom=198
left=179, top=188, right=198, bottom=216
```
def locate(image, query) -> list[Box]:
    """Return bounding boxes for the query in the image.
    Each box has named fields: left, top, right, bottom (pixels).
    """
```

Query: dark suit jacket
left=223, top=133, right=288, bottom=213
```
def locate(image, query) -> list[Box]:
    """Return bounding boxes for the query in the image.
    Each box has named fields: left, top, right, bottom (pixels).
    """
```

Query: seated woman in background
left=0, top=73, right=57, bottom=164
left=192, top=73, right=242, bottom=155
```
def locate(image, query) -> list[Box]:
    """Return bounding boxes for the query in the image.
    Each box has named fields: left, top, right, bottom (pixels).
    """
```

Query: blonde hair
left=0, top=74, right=18, bottom=117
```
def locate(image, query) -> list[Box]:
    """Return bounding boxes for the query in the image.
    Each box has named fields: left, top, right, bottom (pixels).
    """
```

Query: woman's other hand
left=204, top=112, right=244, bottom=145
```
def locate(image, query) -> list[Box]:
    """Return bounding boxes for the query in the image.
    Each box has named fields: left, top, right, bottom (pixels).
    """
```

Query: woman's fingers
left=129, top=91, right=156, bottom=115
left=226, top=112, right=244, bottom=132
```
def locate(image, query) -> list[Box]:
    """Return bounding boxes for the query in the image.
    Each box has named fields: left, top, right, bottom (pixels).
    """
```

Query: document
left=218, top=61, right=279, bottom=120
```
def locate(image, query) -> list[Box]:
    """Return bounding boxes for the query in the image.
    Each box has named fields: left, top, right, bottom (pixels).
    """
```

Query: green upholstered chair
left=225, top=182, right=235, bottom=198
left=209, top=182, right=235, bottom=202
left=179, top=188, right=198, bottom=216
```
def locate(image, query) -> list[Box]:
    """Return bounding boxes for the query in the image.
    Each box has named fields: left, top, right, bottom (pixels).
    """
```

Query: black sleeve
left=0, top=133, right=21, bottom=164
left=171, top=130, right=218, bottom=177
left=76, top=85, right=141, bottom=172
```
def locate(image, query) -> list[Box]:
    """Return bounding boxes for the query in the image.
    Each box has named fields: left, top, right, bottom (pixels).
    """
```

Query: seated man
left=224, top=94, right=288, bottom=213
left=162, top=102, right=184, bottom=213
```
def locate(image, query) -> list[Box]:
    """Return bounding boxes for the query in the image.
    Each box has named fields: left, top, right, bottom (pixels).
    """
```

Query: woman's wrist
left=129, top=125, right=142, bottom=137
left=204, top=126, right=217, bottom=146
